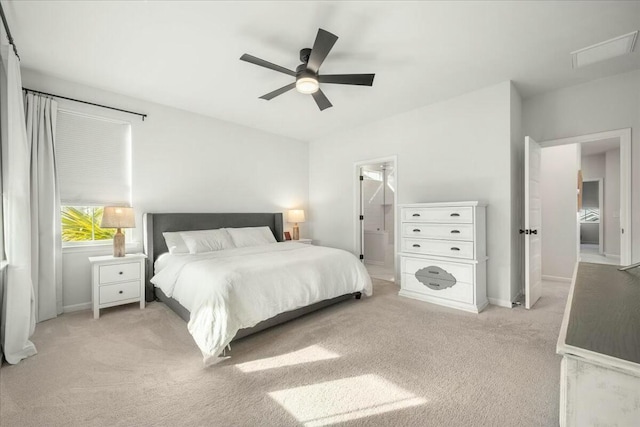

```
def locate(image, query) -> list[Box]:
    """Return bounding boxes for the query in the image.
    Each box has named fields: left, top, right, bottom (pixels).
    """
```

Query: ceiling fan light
left=296, top=77, right=319, bottom=94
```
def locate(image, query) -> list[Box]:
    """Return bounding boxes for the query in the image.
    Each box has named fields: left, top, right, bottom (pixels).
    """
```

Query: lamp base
left=292, top=224, right=300, bottom=240
left=113, top=228, right=125, bottom=257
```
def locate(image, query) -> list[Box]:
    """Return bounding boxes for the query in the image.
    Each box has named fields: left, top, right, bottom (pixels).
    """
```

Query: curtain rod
left=23, top=88, right=148, bottom=121
left=0, top=2, right=19, bottom=60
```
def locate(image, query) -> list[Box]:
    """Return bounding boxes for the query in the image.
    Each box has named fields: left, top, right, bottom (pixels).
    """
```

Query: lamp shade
left=287, top=209, right=305, bottom=223
left=100, top=206, right=135, bottom=229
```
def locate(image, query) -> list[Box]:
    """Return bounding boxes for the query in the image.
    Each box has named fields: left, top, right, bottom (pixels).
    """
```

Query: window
left=61, top=206, right=115, bottom=243
left=56, top=111, right=131, bottom=244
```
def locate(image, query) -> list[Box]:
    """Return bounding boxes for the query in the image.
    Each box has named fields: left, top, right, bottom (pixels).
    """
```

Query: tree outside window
left=61, top=206, right=116, bottom=243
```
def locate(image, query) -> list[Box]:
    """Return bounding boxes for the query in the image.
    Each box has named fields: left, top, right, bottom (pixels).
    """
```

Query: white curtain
left=0, top=46, right=37, bottom=363
left=24, top=93, right=62, bottom=321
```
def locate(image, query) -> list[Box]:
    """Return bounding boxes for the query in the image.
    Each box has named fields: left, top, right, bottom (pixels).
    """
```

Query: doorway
left=524, top=129, right=631, bottom=309
left=355, top=156, right=397, bottom=283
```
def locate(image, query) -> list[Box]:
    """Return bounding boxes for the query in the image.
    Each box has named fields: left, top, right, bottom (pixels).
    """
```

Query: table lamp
left=101, top=206, right=135, bottom=257
left=287, top=209, right=305, bottom=240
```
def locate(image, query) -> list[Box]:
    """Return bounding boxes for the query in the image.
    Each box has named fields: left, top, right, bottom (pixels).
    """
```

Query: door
left=358, top=167, right=365, bottom=262
left=525, top=136, right=542, bottom=309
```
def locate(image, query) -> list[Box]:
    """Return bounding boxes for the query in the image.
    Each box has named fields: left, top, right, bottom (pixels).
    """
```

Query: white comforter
left=150, top=242, right=372, bottom=365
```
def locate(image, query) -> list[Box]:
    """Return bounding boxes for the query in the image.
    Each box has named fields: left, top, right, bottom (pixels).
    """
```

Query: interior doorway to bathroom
left=355, top=156, right=397, bottom=283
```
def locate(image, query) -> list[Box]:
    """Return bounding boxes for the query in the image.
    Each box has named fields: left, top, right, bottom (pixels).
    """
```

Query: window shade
left=56, top=111, right=131, bottom=206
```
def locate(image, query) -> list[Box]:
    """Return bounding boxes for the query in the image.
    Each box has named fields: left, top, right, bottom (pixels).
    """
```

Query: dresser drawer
left=99, top=262, right=140, bottom=284
left=99, top=281, right=140, bottom=304
left=402, top=238, right=474, bottom=259
left=402, top=223, right=473, bottom=241
left=402, top=273, right=473, bottom=304
left=403, top=257, right=474, bottom=284
left=402, top=207, right=473, bottom=223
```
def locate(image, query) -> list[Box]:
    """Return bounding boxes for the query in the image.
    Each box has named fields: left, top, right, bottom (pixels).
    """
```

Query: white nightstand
left=296, top=238, right=313, bottom=245
left=89, top=254, right=147, bottom=319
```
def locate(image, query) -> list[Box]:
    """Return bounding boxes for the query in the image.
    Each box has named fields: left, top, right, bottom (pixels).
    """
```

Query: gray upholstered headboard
left=143, top=212, right=284, bottom=301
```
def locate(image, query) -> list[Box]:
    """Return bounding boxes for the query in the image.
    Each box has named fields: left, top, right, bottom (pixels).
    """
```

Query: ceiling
left=581, top=138, right=621, bottom=156
left=6, top=1, right=640, bottom=141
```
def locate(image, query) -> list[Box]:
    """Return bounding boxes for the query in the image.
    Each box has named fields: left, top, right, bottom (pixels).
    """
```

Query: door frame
left=580, top=178, right=604, bottom=255
left=540, top=128, right=631, bottom=265
left=353, top=155, right=398, bottom=281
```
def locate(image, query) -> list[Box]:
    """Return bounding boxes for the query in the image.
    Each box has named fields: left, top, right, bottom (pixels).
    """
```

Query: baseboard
left=487, top=297, right=513, bottom=308
left=604, top=253, right=621, bottom=259
left=542, top=275, right=572, bottom=283
left=63, top=302, right=91, bottom=313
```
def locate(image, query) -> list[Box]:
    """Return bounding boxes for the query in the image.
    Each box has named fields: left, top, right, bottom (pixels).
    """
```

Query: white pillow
left=180, top=229, right=236, bottom=254
left=226, top=226, right=277, bottom=248
left=162, top=231, right=189, bottom=254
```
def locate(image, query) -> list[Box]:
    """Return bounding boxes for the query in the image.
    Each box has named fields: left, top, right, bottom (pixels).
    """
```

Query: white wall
left=541, top=144, right=579, bottom=280
left=22, top=69, right=309, bottom=310
left=523, top=70, right=640, bottom=263
left=309, top=81, right=518, bottom=305
left=605, top=148, right=621, bottom=256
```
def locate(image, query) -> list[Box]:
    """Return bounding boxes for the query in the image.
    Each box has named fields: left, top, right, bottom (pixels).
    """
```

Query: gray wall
left=581, top=223, right=599, bottom=245
left=582, top=181, right=599, bottom=209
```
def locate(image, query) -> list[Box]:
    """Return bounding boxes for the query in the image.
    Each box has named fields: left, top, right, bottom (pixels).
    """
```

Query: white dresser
left=399, top=202, right=488, bottom=313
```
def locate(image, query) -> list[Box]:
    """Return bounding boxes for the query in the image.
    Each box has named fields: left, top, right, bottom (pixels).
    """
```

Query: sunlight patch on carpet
left=235, top=345, right=340, bottom=373
left=268, top=374, right=427, bottom=426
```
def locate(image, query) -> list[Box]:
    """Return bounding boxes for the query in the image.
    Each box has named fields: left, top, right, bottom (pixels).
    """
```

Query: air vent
left=571, top=31, right=638, bottom=68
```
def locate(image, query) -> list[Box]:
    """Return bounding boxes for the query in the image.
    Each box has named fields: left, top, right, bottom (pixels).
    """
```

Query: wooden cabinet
left=399, top=202, right=488, bottom=313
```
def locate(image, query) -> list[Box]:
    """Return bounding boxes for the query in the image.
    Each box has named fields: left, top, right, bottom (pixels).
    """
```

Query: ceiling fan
left=240, top=28, right=375, bottom=111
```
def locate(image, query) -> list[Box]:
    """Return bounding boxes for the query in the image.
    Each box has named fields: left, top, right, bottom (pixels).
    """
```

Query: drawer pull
left=429, top=282, right=440, bottom=287
left=450, top=230, right=460, bottom=234
left=451, top=247, right=460, bottom=251
left=118, top=290, right=123, bottom=294
left=428, top=270, right=439, bottom=275
left=412, top=244, right=421, bottom=248
left=412, top=213, right=420, bottom=217
left=450, top=213, right=460, bottom=217
left=413, top=229, right=421, bottom=232
left=118, top=271, right=123, bottom=275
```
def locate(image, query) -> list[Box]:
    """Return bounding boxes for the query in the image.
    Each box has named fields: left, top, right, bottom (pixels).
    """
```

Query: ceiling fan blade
left=319, top=74, right=375, bottom=86
left=311, top=89, right=333, bottom=111
left=240, top=54, right=296, bottom=76
left=259, top=82, right=296, bottom=100
left=307, top=29, right=338, bottom=73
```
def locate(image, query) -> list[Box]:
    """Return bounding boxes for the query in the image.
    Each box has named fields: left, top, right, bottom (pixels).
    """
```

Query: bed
left=143, top=212, right=372, bottom=365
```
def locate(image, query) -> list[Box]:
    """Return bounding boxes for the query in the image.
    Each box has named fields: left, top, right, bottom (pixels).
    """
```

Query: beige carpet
left=1, top=279, right=568, bottom=426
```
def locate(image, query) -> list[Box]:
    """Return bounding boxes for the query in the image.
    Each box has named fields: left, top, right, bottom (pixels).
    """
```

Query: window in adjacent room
left=55, top=110, right=132, bottom=245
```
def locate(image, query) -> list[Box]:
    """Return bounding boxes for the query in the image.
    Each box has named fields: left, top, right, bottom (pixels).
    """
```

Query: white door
left=525, top=136, right=542, bottom=309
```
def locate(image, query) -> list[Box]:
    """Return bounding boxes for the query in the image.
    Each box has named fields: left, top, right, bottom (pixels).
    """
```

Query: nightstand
left=296, top=238, right=313, bottom=245
left=89, top=254, right=147, bottom=319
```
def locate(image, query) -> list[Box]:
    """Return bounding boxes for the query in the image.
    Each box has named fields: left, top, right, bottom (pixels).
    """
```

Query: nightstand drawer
left=99, top=281, right=140, bottom=304
left=99, top=262, right=140, bottom=284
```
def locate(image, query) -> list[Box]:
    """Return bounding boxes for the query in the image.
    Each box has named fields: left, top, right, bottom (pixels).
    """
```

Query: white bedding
left=150, top=242, right=372, bottom=365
